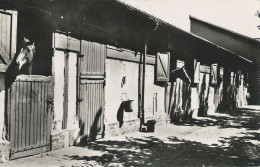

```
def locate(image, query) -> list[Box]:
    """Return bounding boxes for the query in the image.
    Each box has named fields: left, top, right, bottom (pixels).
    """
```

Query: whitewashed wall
left=105, top=59, right=139, bottom=123
left=0, top=90, right=5, bottom=140
left=144, top=65, right=165, bottom=121
left=67, top=53, right=77, bottom=129
left=53, top=50, right=65, bottom=131
left=0, top=74, right=5, bottom=140
left=105, top=56, right=166, bottom=135
left=53, top=51, right=78, bottom=132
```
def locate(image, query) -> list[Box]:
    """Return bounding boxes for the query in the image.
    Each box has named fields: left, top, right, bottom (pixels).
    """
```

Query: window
left=156, top=52, right=170, bottom=81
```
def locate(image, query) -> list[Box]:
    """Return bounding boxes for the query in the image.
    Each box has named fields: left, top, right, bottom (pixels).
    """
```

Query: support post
left=0, top=73, right=5, bottom=140
left=141, top=40, right=147, bottom=125
left=52, top=32, right=80, bottom=132
left=53, top=50, right=65, bottom=132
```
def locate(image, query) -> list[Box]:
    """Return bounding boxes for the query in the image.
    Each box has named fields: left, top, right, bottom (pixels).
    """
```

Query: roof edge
left=112, top=1, right=253, bottom=64
left=189, top=15, right=260, bottom=45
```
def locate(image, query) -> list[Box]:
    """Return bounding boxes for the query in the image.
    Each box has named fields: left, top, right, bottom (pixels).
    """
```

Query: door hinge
left=77, top=97, right=84, bottom=102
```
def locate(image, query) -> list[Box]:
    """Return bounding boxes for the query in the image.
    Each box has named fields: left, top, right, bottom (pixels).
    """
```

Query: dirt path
left=2, top=107, right=260, bottom=166
left=84, top=107, right=260, bottom=166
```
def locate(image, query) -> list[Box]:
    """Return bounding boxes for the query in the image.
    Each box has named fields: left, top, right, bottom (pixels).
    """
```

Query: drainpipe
left=141, top=40, right=147, bottom=125
left=141, top=21, right=159, bottom=126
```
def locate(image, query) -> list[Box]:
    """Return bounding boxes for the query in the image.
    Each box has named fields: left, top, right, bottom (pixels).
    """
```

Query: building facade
left=0, top=0, right=255, bottom=162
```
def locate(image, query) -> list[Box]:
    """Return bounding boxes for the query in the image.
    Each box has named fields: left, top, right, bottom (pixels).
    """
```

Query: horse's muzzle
left=16, top=59, right=26, bottom=70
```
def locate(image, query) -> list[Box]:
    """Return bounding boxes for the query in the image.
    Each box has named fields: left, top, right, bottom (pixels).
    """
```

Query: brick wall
left=51, top=129, right=77, bottom=151
left=105, top=116, right=166, bottom=137
left=105, top=119, right=140, bottom=137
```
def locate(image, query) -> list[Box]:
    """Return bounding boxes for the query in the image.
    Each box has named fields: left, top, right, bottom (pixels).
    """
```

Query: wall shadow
left=80, top=108, right=103, bottom=142
left=116, top=102, right=125, bottom=128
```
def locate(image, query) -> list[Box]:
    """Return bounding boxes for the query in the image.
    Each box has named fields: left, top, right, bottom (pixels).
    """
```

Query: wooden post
left=0, top=73, right=5, bottom=140
left=52, top=33, right=80, bottom=132
left=53, top=50, right=65, bottom=131
left=141, top=40, right=147, bottom=125
left=138, top=53, right=143, bottom=120
left=67, top=52, right=78, bottom=130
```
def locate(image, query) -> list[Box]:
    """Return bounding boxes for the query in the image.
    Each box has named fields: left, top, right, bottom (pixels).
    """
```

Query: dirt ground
left=2, top=106, right=260, bottom=167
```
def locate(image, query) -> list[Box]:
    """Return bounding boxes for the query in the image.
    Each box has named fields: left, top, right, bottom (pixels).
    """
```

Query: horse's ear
left=24, top=36, right=30, bottom=43
left=28, top=43, right=35, bottom=51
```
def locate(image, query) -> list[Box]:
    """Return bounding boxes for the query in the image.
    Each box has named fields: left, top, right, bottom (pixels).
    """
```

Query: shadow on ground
left=64, top=108, right=260, bottom=166
left=180, top=108, right=260, bottom=130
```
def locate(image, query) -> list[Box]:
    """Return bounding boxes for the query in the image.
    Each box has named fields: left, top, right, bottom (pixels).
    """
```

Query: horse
left=16, top=37, right=35, bottom=75
left=170, top=67, right=191, bottom=84
left=169, top=67, right=191, bottom=123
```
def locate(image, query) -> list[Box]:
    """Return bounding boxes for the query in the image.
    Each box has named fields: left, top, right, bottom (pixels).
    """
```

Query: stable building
left=190, top=16, right=259, bottom=105
left=0, top=0, right=253, bottom=162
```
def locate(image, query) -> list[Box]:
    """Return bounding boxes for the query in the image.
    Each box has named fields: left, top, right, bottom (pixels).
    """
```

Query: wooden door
left=7, top=75, right=53, bottom=159
left=78, top=40, right=105, bottom=141
left=0, top=10, right=17, bottom=68
left=198, top=65, right=210, bottom=116
left=0, top=10, right=18, bottom=144
left=214, top=67, right=224, bottom=111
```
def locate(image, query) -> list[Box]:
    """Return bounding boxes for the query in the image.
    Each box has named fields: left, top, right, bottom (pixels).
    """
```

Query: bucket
left=124, top=100, right=134, bottom=112
left=147, top=120, right=156, bottom=132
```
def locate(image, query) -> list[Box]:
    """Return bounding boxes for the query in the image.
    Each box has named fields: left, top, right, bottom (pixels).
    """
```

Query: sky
left=120, top=0, right=260, bottom=38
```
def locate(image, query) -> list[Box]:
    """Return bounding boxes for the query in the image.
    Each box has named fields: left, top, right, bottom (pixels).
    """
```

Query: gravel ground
left=2, top=106, right=260, bottom=167
left=88, top=107, right=260, bottom=166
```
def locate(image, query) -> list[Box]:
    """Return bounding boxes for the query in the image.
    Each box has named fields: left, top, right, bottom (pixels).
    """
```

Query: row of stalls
left=190, top=16, right=260, bottom=106
left=0, top=0, right=256, bottom=161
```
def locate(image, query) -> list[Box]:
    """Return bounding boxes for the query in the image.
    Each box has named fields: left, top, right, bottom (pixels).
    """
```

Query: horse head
left=170, top=67, right=191, bottom=84
left=16, top=37, right=35, bottom=74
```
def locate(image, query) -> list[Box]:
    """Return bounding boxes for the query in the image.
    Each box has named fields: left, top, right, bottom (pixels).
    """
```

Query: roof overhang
left=190, top=15, right=260, bottom=65
left=0, top=0, right=253, bottom=69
